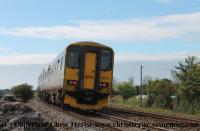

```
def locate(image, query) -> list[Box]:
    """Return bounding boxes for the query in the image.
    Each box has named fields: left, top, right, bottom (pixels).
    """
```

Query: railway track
left=30, top=98, right=200, bottom=130
left=100, top=106, right=200, bottom=130
left=96, top=112, right=168, bottom=131
left=38, top=99, right=168, bottom=131
left=103, top=106, right=200, bottom=123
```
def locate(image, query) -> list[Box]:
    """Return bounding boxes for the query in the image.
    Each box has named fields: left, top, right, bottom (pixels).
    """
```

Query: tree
left=116, top=81, right=136, bottom=99
left=173, top=56, right=200, bottom=113
left=146, top=80, right=158, bottom=107
left=11, top=83, right=34, bottom=101
left=136, top=76, right=152, bottom=96
left=143, top=76, right=152, bottom=85
left=146, top=79, right=176, bottom=109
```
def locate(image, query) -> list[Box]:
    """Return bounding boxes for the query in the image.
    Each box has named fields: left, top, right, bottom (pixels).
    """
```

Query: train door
left=83, top=52, right=97, bottom=90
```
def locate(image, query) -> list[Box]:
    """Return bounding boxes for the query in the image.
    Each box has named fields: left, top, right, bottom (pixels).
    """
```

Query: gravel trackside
left=26, top=99, right=109, bottom=131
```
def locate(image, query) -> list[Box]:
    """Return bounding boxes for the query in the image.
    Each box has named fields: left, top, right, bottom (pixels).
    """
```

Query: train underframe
left=39, top=89, right=109, bottom=111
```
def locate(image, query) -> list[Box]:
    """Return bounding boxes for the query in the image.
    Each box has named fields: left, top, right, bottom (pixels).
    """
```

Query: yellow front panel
left=83, top=52, right=97, bottom=89
left=66, top=68, right=79, bottom=80
left=99, top=71, right=112, bottom=93
left=64, top=68, right=79, bottom=91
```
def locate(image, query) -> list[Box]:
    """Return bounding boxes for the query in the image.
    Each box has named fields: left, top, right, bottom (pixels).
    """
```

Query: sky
left=0, top=0, right=200, bottom=88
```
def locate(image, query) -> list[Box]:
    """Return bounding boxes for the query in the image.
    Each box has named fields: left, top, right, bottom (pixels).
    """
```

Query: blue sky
left=0, top=0, right=200, bottom=55
left=0, top=0, right=200, bottom=88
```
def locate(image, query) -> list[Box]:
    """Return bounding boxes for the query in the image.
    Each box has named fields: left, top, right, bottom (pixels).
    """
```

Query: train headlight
left=67, top=80, right=78, bottom=86
left=99, top=82, right=108, bottom=88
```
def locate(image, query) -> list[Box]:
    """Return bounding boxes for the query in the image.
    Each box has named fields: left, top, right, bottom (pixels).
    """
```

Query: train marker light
left=68, top=80, right=78, bottom=86
left=99, top=82, right=108, bottom=88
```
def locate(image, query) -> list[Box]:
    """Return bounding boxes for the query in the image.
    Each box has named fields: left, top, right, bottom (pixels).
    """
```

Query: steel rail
left=105, top=106, right=200, bottom=123
left=96, top=112, right=169, bottom=131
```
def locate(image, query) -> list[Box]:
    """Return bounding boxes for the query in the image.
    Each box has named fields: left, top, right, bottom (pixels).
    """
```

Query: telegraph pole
left=140, top=65, right=143, bottom=107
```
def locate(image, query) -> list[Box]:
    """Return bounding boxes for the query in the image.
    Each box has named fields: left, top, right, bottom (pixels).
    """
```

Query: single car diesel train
left=38, top=41, right=114, bottom=111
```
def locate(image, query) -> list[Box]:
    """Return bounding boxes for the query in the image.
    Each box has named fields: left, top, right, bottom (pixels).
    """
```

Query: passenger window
left=60, top=57, right=63, bottom=70
left=100, top=49, right=112, bottom=71
left=67, top=46, right=80, bottom=68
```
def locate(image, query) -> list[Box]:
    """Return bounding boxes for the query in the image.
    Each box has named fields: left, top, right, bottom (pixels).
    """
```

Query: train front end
left=63, top=42, right=114, bottom=111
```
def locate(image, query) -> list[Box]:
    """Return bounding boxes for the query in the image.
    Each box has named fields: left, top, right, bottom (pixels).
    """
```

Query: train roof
left=68, top=41, right=113, bottom=51
left=39, top=41, right=114, bottom=77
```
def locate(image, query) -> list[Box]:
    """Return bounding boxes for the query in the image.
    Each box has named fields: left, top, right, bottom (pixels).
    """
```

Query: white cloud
left=0, top=52, right=199, bottom=65
left=0, top=54, right=56, bottom=65
left=1, top=12, right=200, bottom=41
left=0, top=48, right=10, bottom=51
left=116, top=52, right=200, bottom=62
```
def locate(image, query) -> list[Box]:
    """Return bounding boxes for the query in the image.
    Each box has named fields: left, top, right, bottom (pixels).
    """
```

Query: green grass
left=108, top=95, right=200, bottom=119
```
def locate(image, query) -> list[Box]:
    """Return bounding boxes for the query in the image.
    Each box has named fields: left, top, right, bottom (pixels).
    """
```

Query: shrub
left=116, top=82, right=136, bottom=99
left=11, top=83, right=34, bottom=101
left=146, top=79, right=175, bottom=109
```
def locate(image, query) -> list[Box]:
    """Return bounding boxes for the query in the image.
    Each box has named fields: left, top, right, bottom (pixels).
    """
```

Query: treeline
left=112, top=56, right=200, bottom=114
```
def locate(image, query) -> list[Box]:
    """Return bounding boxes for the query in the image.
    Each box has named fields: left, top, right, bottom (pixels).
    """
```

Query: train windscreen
left=67, top=46, right=80, bottom=68
left=100, top=49, right=112, bottom=71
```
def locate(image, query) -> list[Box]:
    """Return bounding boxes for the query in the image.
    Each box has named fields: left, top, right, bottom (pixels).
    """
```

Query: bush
left=109, top=95, right=147, bottom=108
left=116, top=82, right=136, bottom=99
left=11, top=83, right=34, bottom=101
left=146, top=79, right=175, bottom=109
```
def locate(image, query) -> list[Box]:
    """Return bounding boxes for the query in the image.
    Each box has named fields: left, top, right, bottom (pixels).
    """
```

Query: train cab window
left=67, top=46, right=80, bottom=68
left=100, top=49, right=112, bottom=71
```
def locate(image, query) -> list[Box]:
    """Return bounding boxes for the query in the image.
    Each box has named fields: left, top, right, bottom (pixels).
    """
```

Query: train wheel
left=61, top=102, right=69, bottom=110
left=61, top=103, right=67, bottom=110
left=61, top=98, right=69, bottom=110
left=52, top=93, right=56, bottom=105
left=47, top=94, right=51, bottom=103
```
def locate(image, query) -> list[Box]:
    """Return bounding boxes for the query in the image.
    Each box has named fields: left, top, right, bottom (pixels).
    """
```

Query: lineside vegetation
left=11, top=83, right=34, bottom=102
left=111, top=56, right=200, bottom=115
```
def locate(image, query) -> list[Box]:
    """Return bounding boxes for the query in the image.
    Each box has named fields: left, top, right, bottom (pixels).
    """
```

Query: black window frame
left=66, top=46, right=80, bottom=69
left=100, top=48, right=113, bottom=71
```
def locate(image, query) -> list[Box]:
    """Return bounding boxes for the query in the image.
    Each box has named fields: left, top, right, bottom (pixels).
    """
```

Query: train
left=38, top=41, right=114, bottom=111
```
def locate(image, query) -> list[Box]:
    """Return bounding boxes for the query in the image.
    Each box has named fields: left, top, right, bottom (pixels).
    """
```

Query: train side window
left=62, top=56, right=65, bottom=69
left=67, top=46, right=80, bottom=68
left=60, top=57, right=63, bottom=70
left=48, top=66, right=50, bottom=71
left=43, top=69, right=44, bottom=78
left=100, top=49, right=112, bottom=71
